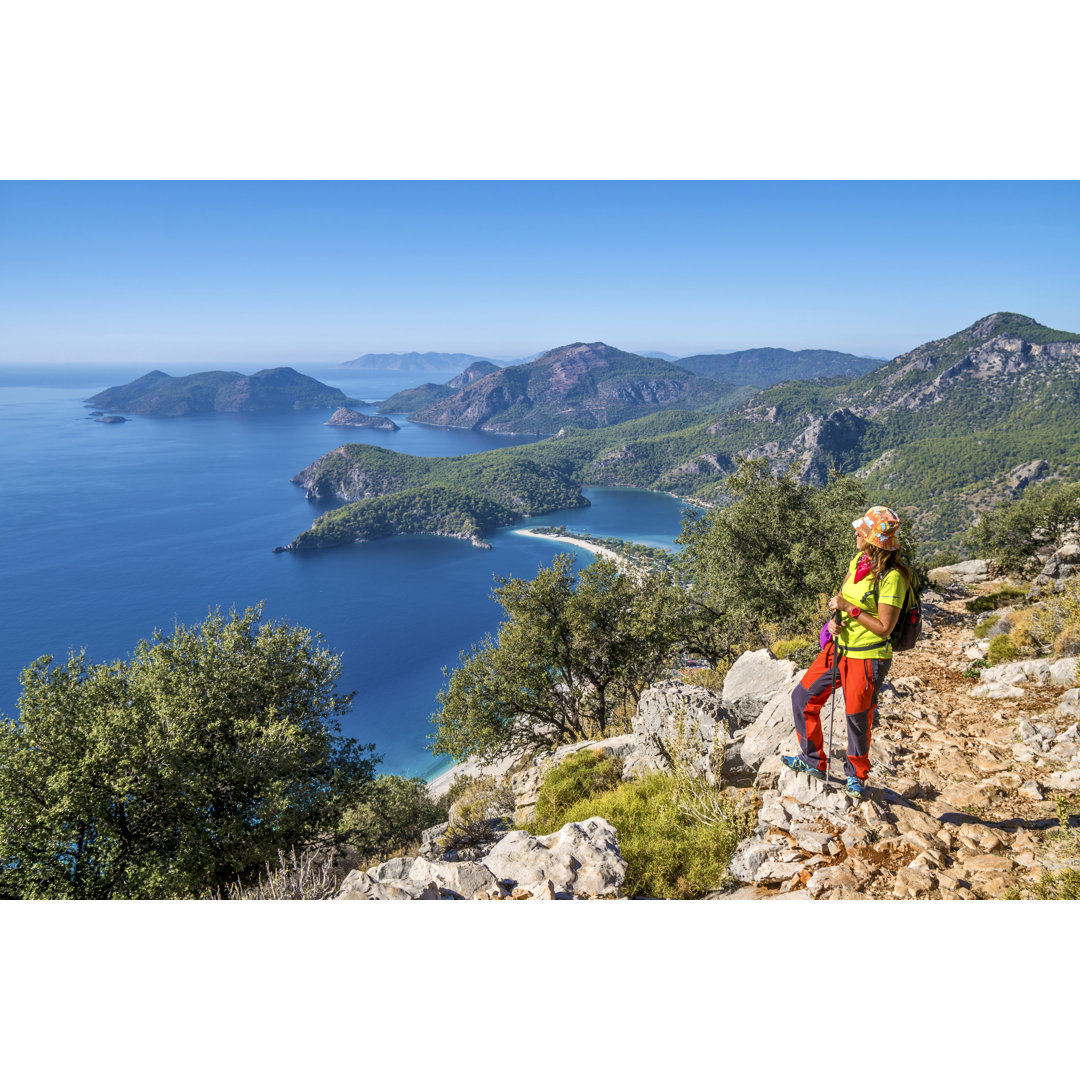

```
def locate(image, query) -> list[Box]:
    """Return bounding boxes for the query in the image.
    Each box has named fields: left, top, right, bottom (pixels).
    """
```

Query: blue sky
left=1, top=180, right=1077, bottom=369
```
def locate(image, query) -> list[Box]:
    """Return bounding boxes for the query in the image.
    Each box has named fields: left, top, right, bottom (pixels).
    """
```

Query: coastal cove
left=1, top=364, right=689, bottom=781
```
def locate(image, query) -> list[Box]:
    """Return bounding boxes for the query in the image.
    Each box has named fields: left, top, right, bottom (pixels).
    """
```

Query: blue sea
left=0, top=364, right=691, bottom=779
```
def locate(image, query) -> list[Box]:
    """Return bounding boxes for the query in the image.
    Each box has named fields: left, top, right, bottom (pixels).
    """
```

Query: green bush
left=678, top=664, right=729, bottom=693
left=987, top=633, right=1019, bottom=664
left=531, top=771, right=755, bottom=899
left=771, top=635, right=819, bottom=667
left=532, top=749, right=625, bottom=832
left=1007, top=868, right=1080, bottom=900
left=974, top=615, right=1003, bottom=639
left=965, top=586, right=1026, bottom=614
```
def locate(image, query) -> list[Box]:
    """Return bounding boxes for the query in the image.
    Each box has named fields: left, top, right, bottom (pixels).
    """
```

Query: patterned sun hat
left=851, top=505, right=901, bottom=550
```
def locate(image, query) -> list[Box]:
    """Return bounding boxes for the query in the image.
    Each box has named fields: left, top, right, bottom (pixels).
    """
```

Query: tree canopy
left=678, top=457, right=871, bottom=657
left=430, top=554, right=686, bottom=765
left=965, top=479, right=1080, bottom=573
left=0, top=606, right=378, bottom=899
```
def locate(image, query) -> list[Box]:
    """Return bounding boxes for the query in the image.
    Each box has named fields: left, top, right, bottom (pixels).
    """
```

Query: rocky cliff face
left=403, top=342, right=737, bottom=433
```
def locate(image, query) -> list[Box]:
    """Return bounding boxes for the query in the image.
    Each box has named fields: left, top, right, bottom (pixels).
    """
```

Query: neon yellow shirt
left=838, top=555, right=906, bottom=659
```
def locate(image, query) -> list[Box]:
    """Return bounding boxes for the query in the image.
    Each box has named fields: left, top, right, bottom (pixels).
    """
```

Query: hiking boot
left=781, top=755, right=826, bottom=781
left=846, top=776, right=866, bottom=800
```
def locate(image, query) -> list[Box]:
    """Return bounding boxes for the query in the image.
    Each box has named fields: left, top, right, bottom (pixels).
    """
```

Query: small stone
left=791, top=828, right=835, bottom=855
left=841, top=823, right=872, bottom=848
left=532, top=879, right=557, bottom=900
left=941, top=781, right=994, bottom=808
left=961, top=854, right=1016, bottom=873
left=755, top=859, right=805, bottom=885
left=894, top=866, right=935, bottom=898
left=806, top=863, right=860, bottom=899
left=889, top=777, right=922, bottom=800
left=1044, top=769, right=1080, bottom=791
left=511, top=886, right=533, bottom=900
left=1019, top=779, right=1043, bottom=800
left=1018, top=718, right=1039, bottom=741
left=972, top=875, right=1018, bottom=899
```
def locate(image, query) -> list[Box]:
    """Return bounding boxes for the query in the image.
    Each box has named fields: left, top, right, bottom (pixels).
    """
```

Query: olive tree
left=678, top=457, right=871, bottom=658
left=0, top=606, right=377, bottom=899
left=430, top=554, right=687, bottom=765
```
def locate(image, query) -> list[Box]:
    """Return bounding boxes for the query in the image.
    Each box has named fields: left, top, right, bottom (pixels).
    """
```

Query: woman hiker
left=782, top=505, right=910, bottom=801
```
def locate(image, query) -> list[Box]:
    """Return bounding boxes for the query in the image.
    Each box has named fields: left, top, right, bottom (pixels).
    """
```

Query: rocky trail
left=721, top=571, right=1080, bottom=900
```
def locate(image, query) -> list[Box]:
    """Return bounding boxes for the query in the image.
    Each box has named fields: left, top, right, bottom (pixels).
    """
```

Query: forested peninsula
left=284, top=314, right=1080, bottom=553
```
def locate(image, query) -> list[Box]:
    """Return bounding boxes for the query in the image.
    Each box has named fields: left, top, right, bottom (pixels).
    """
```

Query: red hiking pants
left=790, top=643, right=892, bottom=781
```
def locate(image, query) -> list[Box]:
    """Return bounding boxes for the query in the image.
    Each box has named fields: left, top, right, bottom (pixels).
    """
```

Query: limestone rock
left=928, top=559, right=989, bottom=586
left=631, top=679, right=734, bottom=777
left=979, top=659, right=1052, bottom=686
left=482, top=817, right=627, bottom=898
left=367, top=857, right=416, bottom=881
left=1050, top=658, right=1078, bottom=685
left=407, top=856, right=500, bottom=899
left=337, top=870, right=441, bottom=900
left=729, top=838, right=786, bottom=883
left=721, top=649, right=799, bottom=726
left=893, top=866, right=935, bottom=898
left=806, top=864, right=859, bottom=898
left=1044, top=769, right=1080, bottom=792
left=776, top=766, right=852, bottom=817
left=726, top=671, right=818, bottom=783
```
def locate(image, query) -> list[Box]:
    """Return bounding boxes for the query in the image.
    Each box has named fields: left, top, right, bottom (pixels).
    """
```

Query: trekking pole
left=823, top=611, right=842, bottom=789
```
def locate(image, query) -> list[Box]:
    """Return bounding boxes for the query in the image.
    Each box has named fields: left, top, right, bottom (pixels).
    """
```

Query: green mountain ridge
left=285, top=313, right=1080, bottom=552
left=678, top=347, right=884, bottom=385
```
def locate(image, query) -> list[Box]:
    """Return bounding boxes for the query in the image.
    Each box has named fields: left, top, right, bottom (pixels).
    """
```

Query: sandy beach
left=426, top=749, right=521, bottom=799
left=512, top=527, right=631, bottom=569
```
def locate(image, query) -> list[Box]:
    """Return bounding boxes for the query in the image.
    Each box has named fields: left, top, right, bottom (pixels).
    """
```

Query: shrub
left=440, top=775, right=516, bottom=851
left=678, top=664, right=729, bottom=693
left=337, top=773, right=451, bottom=864
left=1053, top=624, right=1080, bottom=658
left=532, top=749, right=625, bottom=833
left=965, top=586, right=1026, bottom=614
left=771, top=634, right=819, bottom=667
left=974, top=614, right=1005, bottom=639
left=0, top=606, right=377, bottom=900
left=531, top=772, right=754, bottom=899
left=216, top=846, right=342, bottom=901
left=965, top=480, right=1080, bottom=574
left=987, top=634, right=1019, bottom=664
left=1007, top=869, right=1080, bottom=900
left=1008, top=608, right=1058, bottom=654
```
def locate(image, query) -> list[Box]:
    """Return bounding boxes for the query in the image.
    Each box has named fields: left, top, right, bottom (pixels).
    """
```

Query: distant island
left=326, top=407, right=399, bottom=430
left=338, top=352, right=508, bottom=373
left=86, top=368, right=360, bottom=416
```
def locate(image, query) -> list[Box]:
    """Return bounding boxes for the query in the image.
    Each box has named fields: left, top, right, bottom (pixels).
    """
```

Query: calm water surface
left=1, top=364, right=690, bottom=778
